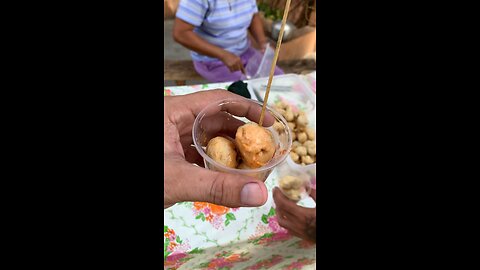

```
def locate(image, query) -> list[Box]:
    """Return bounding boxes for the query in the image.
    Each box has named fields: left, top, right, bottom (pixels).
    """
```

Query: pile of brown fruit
left=272, top=102, right=316, bottom=165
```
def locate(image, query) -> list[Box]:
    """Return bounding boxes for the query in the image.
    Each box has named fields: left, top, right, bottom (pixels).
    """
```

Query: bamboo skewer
left=258, top=0, right=292, bottom=126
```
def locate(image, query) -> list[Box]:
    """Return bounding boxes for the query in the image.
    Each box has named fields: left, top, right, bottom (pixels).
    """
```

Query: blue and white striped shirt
left=176, top=0, right=258, bottom=62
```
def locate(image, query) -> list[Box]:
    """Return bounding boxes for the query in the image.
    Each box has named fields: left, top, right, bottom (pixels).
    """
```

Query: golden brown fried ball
left=206, top=136, right=238, bottom=168
left=279, top=175, right=305, bottom=201
left=235, top=122, right=276, bottom=168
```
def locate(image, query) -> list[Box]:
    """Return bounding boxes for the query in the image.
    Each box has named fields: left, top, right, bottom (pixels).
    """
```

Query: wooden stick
left=258, top=0, right=292, bottom=126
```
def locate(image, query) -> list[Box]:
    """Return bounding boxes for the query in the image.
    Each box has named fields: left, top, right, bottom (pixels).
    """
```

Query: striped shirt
left=176, top=0, right=258, bottom=62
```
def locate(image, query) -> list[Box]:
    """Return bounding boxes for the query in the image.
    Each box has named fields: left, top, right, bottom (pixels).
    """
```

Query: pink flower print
left=211, top=215, right=223, bottom=229
left=270, top=231, right=291, bottom=242
left=267, top=216, right=288, bottom=233
left=165, top=252, right=187, bottom=262
left=192, top=202, right=236, bottom=229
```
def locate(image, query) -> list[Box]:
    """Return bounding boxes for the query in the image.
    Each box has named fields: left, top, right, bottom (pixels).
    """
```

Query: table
left=164, top=73, right=317, bottom=270
left=164, top=59, right=316, bottom=86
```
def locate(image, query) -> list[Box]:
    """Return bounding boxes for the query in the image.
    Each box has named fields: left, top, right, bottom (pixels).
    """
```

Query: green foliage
left=261, top=214, right=269, bottom=224
left=258, top=2, right=283, bottom=20
left=262, top=207, right=276, bottom=224
left=188, top=247, right=204, bottom=254
left=225, top=212, right=236, bottom=226
left=164, top=238, right=171, bottom=261
left=226, top=213, right=236, bottom=221
left=195, top=213, right=206, bottom=221
left=268, top=207, right=276, bottom=217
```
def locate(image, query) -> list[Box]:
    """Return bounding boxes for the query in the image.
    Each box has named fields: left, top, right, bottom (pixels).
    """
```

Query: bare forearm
left=174, top=31, right=227, bottom=60
left=249, top=13, right=267, bottom=46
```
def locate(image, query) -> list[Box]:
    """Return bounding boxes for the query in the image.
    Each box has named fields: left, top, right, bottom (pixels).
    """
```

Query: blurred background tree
left=257, top=0, right=316, bottom=28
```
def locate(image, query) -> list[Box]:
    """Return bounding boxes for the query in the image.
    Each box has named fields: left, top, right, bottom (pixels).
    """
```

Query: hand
left=273, top=187, right=317, bottom=243
left=164, top=90, right=275, bottom=209
left=260, top=42, right=269, bottom=53
left=220, top=51, right=246, bottom=73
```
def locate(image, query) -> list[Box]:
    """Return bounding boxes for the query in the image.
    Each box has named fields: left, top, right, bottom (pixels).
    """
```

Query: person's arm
left=173, top=0, right=244, bottom=72
left=248, top=13, right=267, bottom=51
left=173, top=18, right=244, bottom=72
left=173, top=18, right=225, bottom=60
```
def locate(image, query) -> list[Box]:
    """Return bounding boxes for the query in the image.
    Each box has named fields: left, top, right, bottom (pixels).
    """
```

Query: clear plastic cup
left=192, top=98, right=292, bottom=182
left=276, top=157, right=314, bottom=201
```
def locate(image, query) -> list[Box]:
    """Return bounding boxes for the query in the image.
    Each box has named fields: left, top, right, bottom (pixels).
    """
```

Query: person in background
left=173, top=0, right=284, bottom=83
left=273, top=187, right=317, bottom=243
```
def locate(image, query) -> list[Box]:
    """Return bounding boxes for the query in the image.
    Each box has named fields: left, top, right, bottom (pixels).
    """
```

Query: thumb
left=177, top=163, right=268, bottom=208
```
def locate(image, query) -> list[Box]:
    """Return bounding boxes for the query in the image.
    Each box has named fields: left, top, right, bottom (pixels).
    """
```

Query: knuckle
left=209, top=173, right=225, bottom=205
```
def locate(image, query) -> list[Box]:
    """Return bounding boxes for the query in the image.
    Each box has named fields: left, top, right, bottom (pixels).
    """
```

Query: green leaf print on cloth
left=192, top=202, right=239, bottom=229
left=249, top=207, right=292, bottom=246
left=164, top=226, right=192, bottom=265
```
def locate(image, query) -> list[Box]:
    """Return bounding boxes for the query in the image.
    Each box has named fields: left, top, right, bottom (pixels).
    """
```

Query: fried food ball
left=237, top=162, right=251, bottom=170
left=287, top=122, right=296, bottom=131
left=206, top=136, right=238, bottom=168
left=284, top=109, right=294, bottom=121
left=294, top=146, right=307, bottom=156
left=279, top=175, right=305, bottom=201
left=297, top=132, right=308, bottom=143
left=307, top=146, right=316, bottom=156
left=279, top=175, right=303, bottom=190
left=296, top=114, right=308, bottom=127
left=296, top=125, right=307, bottom=132
left=301, top=155, right=315, bottom=165
left=290, top=152, right=300, bottom=162
left=292, top=141, right=301, bottom=148
left=283, top=189, right=302, bottom=201
left=306, top=127, right=315, bottom=140
left=304, top=140, right=315, bottom=148
left=276, top=101, right=287, bottom=109
left=304, top=141, right=316, bottom=156
left=235, top=122, right=276, bottom=168
left=291, top=132, right=296, bottom=141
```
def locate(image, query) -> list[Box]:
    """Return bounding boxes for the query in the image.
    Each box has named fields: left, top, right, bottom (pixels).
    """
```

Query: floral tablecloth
left=164, top=73, right=317, bottom=270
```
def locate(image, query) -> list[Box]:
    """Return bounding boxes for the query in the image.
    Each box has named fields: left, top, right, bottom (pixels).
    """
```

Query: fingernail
left=241, top=183, right=264, bottom=206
